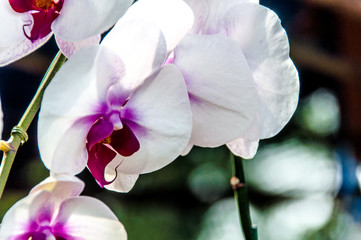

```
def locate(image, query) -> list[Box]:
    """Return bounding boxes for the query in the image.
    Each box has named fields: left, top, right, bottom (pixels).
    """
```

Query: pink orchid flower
left=0, top=174, right=127, bottom=239
left=174, top=0, right=300, bottom=158
left=38, top=1, right=194, bottom=192
left=0, top=0, right=133, bottom=65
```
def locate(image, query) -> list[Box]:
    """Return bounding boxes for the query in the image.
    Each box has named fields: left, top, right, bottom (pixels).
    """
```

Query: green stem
left=0, top=51, right=66, bottom=199
left=230, top=153, right=258, bottom=240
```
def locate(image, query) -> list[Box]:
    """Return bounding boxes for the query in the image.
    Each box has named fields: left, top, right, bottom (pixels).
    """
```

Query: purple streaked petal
left=106, top=82, right=131, bottom=110
left=86, top=118, right=113, bottom=150
left=110, top=124, right=140, bottom=157
left=87, top=143, right=117, bottom=187
left=0, top=177, right=125, bottom=239
left=31, top=205, right=53, bottom=226
left=39, top=116, right=97, bottom=175
left=115, top=64, right=192, bottom=176
left=53, top=196, right=127, bottom=239
left=38, top=46, right=108, bottom=174
left=0, top=191, right=53, bottom=239
left=52, top=0, right=132, bottom=41
left=56, top=35, right=101, bottom=58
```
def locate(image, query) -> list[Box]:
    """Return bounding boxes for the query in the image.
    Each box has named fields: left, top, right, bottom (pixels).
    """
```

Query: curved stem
left=0, top=51, right=66, bottom=199
left=230, top=152, right=258, bottom=240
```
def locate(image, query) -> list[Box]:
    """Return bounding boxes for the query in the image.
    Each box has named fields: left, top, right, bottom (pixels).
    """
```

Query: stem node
left=230, top=176, right=244, bottom=190
left=11, top=126, right=28, bottom=145
left=230, top=153, right=258, bottom=240
left=0, top=51, right=66, bottom=200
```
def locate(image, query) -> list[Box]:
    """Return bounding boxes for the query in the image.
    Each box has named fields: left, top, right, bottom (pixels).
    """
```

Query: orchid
left=170, top=0, right=299, bottom=158
left=125, top=0, right=261, bottom=154
left=37, top=1, right=194, bottom=192
left=0, top=0, right=133, bottom=66
left=0, top=174, right=127, bottom=239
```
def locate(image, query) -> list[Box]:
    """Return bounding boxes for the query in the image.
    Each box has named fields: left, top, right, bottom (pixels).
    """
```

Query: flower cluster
left=0, top=0, right=299, bottom=238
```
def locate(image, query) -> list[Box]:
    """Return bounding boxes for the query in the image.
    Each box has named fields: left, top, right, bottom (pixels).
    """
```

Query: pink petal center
left=9, top=0, right=64, bottom=42
left=13, top=216, right=73, bottom=240
left=17, top=229, right=73, bottom=240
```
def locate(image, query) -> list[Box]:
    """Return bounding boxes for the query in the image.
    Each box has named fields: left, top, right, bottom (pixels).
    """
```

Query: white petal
left=173, top=34, right=258, bottom=147
left=0, top=34, right=52, bottom=66
left=30, top=174, right=84, bottom=199
left=184, top=0, right=257, bottom=34
left=122, top=0, right=194, bottom=51
left=181, top=143, right=193, bottom=156
left=224, top=3, right=299, bottom=139
left=56, top=35, right=100, bottom=58
left=101, top=18, right=167, bottom=91
left=0, top=1, right=25, bottom=47
left=116, top=64, right=192, bottom=175
left=105, top=156, right=139, bottom=193
left=227, top=138, right=259, bottom=159
left=0, top=191, right=53, bottom=239
left=105, top=172, right=138, bottom=193
left=95, top=46, right=127, bottom=100
left=38, top=46, right=103, bottom=174
left=54, top=196, right=127, bottom=239
left=52, top=0, right=132, bottom=41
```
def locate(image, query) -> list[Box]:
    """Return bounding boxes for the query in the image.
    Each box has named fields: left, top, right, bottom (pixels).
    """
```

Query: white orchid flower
left=38, top=0, right=194, bottom=192
left=178, top=0, right=300, bottom=158
left=0, top=174, right=127, bottom=239
left=0, top=0, right=133, bottom=65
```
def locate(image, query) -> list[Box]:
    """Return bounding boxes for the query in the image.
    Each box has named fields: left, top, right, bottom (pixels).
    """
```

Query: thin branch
left=230, top=153, right=258, bottom=240
left=0, top=51, right=66, bottom=199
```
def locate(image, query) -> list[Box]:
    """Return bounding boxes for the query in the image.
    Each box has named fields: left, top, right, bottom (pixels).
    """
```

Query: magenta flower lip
left=1, top=0, right=133, bottom=66
left=86, top=109, right=140, bottom=188
left=9, top=0, right=64, bottom=42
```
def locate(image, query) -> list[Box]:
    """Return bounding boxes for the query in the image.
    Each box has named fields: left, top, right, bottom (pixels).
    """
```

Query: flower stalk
left=0, top=51, right=66, bottom=199
left=230, top=152, right=258, bottom=240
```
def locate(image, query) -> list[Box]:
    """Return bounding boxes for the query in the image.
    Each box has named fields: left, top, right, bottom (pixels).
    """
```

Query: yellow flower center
left=100, top=136, right=112, bottom=145
left=33, top=0, right=57, bottom=10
